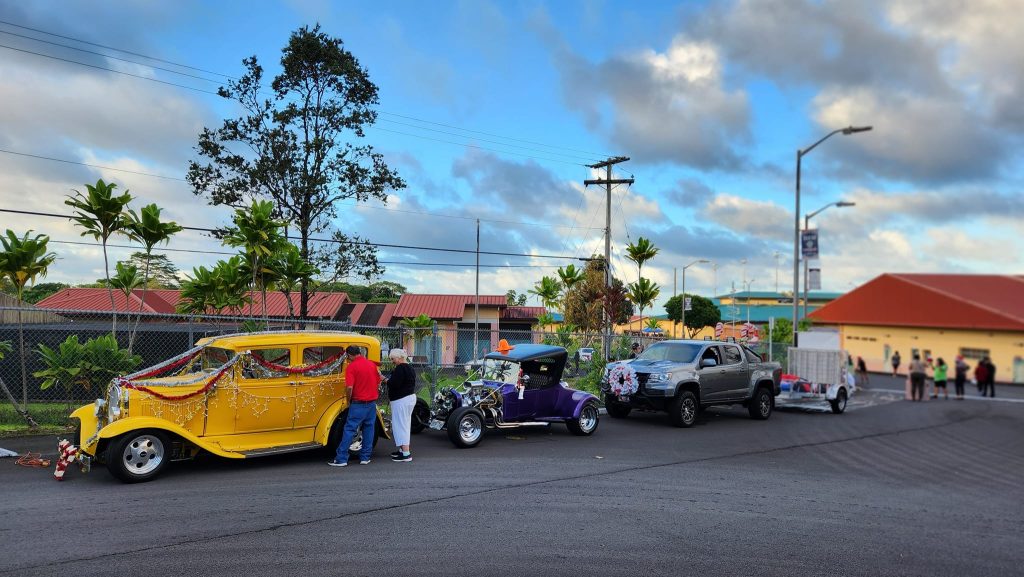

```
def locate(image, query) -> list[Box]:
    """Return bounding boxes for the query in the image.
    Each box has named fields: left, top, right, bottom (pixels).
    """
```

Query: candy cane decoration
left=54, top=439, right=79, bottom=481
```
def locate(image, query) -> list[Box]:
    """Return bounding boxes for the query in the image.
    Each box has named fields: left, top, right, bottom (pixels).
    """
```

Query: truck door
left=720, top=344, right=749, bottom=400
left=698, top=345, right=731, bottom=402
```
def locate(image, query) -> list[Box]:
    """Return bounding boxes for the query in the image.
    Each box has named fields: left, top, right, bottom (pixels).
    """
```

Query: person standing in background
left=856, top=356, right=869, bottom=387
left=974, top=358, right=990, bottom=397
left=891, top=350, right=902, bottom=377
left=933, top=358, right=948, bottom=400
left=954, top=355, right=969, bottom=400
left=908, top=353, right=927, bottom=402
left=983, top=357, right=997, bottom=398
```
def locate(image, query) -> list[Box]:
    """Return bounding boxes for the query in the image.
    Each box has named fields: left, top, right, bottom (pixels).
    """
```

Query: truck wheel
left=604, top=395, right=631, bottom=419
left=748, top=387, right=773, bottom=420
left=447, top=406, right=485, bottom=448
left=830, top=388, right=848, bottom=414
left=669, top=391, right=698, bottom=428
left=411, top=398, right=431, bottom=434
left=106, top=430, right=169, bottom=483
left=567, top=403, right=600, bottom=436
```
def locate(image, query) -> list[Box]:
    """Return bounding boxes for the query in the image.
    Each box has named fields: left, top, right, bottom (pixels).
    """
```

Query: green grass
left=0, top=401, right=78, bottom=431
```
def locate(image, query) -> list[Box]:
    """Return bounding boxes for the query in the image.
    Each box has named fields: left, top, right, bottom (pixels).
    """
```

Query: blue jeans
left=335, top=401, right=376, bottom=462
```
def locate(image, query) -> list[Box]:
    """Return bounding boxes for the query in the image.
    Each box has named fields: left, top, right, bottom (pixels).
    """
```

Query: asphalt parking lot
left=2, top=389, right=1022, bottom=577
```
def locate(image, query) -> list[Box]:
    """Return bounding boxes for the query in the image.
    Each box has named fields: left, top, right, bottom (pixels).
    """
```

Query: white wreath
left=607, top=363, right=639, bottom=396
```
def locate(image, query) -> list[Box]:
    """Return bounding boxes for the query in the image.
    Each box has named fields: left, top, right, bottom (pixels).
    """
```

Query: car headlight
left=649, top=373, right=673, bottom=383
left=94, top=398, right=107, bottom=417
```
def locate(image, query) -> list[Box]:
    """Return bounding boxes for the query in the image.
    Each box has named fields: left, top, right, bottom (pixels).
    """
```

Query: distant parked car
left=578, top=347, right=595, bottom=362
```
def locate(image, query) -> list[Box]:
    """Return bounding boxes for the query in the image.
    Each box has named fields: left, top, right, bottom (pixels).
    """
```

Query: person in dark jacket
left=974, top=358, right=990, bottom=397
left=386, top=348, right=417, bottom=462
left=981, top=357, right=996, bottom=398
left=953, top=355, right=969, bottom=400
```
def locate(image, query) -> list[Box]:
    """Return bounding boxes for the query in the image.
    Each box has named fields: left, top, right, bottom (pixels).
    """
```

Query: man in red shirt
left=329, top=345, right=381, bottom=467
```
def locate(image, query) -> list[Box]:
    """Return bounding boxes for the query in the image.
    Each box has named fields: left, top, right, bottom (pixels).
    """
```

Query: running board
left=493, top=421, right=552, bottom=429
left=239, top=442, right=322, bottom=458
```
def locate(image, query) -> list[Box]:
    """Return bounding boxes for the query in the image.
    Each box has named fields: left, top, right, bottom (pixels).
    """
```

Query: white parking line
left=866, top=388, right=1024, bottom=404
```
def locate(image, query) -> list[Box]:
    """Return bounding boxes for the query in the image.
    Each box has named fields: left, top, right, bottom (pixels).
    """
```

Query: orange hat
left=494, top=339, right=515, bottom=353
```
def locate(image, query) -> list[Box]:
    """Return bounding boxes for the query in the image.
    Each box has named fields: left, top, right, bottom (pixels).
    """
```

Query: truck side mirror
left=701, top=358, right=717, bottom=368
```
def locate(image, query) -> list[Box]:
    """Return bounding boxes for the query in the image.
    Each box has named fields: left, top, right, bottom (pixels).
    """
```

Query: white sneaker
left=359, top=459, right=371, bottom=465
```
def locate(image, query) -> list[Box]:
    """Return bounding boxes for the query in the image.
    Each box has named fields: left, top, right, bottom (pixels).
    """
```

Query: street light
left=792, top=125, right=872, bottom=347
left=679, top=259, right=710, bottom=338
left=803, top=200, right=856, bottom=318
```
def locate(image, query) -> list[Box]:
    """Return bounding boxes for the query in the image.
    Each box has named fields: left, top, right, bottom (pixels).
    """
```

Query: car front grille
left=636, top=373, right=650, bottom=392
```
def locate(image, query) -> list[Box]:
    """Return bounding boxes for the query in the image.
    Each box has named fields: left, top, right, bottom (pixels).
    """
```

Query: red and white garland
left=606, top=362, right=639, bottom=396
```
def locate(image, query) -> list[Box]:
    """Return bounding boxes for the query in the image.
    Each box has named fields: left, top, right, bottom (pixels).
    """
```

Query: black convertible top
left=484, top=344, right=568, bottom=362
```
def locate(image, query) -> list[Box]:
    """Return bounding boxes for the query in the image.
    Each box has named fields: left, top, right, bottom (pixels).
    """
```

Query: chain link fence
left=0, top=306, right=787, bottom=410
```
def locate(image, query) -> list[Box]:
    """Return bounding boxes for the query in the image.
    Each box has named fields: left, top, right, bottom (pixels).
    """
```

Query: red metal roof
left=36, top=288, right=349, bottom=319
left=35, top=287, right=175, bottom=313
left=809, top=273, right=1024, bottom=331
left=393, top=294, right=507, bottom=319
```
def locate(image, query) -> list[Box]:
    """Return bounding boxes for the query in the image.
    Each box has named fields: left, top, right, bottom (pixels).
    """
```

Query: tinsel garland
left=250, top=350, right=346, bottom=374
left=122, top=356, right=240, bottom=400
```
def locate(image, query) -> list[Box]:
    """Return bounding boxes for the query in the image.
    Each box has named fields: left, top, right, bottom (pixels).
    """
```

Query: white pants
left=390, top=394, right=416, bottom=448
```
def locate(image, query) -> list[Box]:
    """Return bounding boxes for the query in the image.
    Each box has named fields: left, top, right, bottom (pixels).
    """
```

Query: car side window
left=302, top=346, right=344, bottom=365
left=243, top=348, right=291, bottom=380
left=744, top=347, right=762, bottom=363
left=701, top=346, right=721, bottom=366
left=723, top=345, right=743, bottom=365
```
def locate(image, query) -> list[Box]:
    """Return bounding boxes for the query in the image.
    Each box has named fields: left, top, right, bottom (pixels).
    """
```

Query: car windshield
left=635, top=342, right=702, bottom=363
left=200, top=347, right=235, bottom=371
left=480, top=358, right=521, bottom=384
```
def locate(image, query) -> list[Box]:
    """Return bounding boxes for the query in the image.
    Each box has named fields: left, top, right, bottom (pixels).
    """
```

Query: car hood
left=624, top=359, right=692, bottom=373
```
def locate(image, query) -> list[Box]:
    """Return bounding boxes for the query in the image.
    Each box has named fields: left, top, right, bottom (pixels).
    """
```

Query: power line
left=0, top=28, right=225, bottom=85
left=46, top=236, right=561, bottom=268
left=0, top=208, right=592, bottom=261
left=0, top=18, right=234, bottom=78
left=0, top=152, right=602, bottom=231
left=0, top=148, right=186, bottom=181
left=0, top=43, right=223, bottom=96
left=0, top=18, right=607, bottom=161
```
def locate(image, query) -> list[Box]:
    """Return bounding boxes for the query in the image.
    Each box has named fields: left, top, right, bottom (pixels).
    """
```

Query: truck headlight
left=649, top=373, right=673, bottom=383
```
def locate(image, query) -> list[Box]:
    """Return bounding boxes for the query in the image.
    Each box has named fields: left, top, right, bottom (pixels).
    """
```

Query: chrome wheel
left=458, top=413, right=482, bottom=444
left=121, top=434, right=164, bottom=476
left=579, top=405, right=598, bottom=433
left=759, top=394, right=771, bottom=417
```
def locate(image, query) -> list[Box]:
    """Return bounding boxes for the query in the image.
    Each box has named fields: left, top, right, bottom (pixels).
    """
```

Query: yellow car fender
left=314, top=398, right=392, bottom=446
left=97, top=417, right=244, bottom=459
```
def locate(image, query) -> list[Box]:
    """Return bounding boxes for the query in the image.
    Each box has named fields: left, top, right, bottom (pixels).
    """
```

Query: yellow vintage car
left=70, top=331, right=390, bottom=483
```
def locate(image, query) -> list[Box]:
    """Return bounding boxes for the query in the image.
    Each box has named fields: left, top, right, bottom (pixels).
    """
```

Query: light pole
left=744, top=279, right=756, bottom=324
left=773, top=251, right=781, bottom=294
left=803, top=201, right=855, bottom=319
left=793, top=125, right=872, bottom=347
left=680, top=259, right=710, bottom=339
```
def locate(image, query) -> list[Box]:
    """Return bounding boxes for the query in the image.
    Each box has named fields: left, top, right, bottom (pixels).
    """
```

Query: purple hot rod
left=428, top=343, right=600, bottom=448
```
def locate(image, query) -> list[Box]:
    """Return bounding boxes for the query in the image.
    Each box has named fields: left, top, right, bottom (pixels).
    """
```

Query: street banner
left=809, top=267, right=821, bottom=290
left=714, top=322, right=724, bottom=338
left=684, top=297, right=692, bottom=311
left=801, top=229, right=819, bottom=258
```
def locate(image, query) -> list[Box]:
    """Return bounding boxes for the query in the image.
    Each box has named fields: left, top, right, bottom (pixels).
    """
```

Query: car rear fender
left=673, top=381, right=701, bottom=404
left=571, top=392, right=602, bottom=418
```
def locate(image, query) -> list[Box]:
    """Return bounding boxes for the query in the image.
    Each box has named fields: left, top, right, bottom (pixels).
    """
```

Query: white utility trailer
left=780, top=347, right=856, bottom=414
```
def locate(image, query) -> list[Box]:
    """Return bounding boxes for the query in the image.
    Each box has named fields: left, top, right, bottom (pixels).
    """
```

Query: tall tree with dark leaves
left=187, top=25, right=405, bottom=318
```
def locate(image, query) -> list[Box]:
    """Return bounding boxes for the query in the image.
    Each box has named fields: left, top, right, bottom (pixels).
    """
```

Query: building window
left=959, top=347, right=989, bottom=361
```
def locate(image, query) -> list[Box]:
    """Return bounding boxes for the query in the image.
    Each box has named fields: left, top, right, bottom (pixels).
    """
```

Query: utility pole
left=584, top=156, right=633, bottom=361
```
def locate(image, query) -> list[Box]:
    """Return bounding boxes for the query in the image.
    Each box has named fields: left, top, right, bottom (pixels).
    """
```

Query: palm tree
left=625, top=237, right=659, bottom=279
left=535, top=312, right=556, bottom=332
left=528, top=276, right=563, bottom=311
left=557, top=264, right=584, bottom=293
left=0, top=340, right=39, bottom=427
left=270, top=244, right=319, bottom=320
left=65, top=179, right=133, bottom=337
left=223, top=200, right=285, bottom=323
left=177, top=256, right=252, bottom=318
left=124, top=203, right=182, bottom=344
left=627, top=277, right=661, bottom=337
left=0, top=230, right=57, bottom=409
left=625, top=237, right=659, bottom=333
left=109, top=262, right=144, bottom=351
left=398, top=314, right=434, bottom=358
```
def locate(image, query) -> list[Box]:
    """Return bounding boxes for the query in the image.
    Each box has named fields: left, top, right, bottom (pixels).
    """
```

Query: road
left=2, top=390, right=1022, bottom=577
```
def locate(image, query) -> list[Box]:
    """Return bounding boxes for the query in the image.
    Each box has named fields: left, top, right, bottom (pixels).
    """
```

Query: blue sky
left=1, top=0, right=1021, bottom=313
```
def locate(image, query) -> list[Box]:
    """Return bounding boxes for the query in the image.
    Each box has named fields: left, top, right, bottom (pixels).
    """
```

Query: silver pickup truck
left=602, top=339, right=782, bottom=427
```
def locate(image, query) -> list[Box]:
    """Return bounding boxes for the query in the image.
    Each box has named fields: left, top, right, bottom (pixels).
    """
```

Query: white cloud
left=702, top=194, right=791, bottom=242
